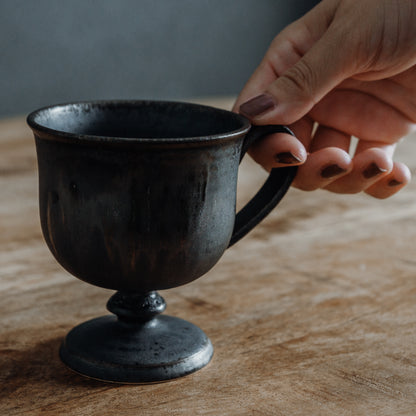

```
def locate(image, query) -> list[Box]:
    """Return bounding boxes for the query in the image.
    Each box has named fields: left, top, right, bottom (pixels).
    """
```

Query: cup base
left=59, top=314, right=213, bottom=383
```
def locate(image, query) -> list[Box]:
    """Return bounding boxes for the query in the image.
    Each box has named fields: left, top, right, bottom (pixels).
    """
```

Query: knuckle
left=279, top=60, right=317, bottom=106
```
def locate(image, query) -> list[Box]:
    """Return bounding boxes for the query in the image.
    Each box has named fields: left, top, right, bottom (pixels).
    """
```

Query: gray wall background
left=0, top=0, right=318, bottom=117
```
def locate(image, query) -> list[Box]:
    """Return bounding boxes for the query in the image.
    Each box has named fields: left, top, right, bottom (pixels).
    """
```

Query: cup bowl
left=30, top=100, right=249, bottom=291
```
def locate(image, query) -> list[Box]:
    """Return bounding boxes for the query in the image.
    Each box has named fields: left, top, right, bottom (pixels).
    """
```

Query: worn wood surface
left=1, top=99, right=416, bottom=415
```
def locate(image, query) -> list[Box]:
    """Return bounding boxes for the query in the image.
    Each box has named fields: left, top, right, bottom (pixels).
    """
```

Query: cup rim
left=27, top=99, right=251, bottom=145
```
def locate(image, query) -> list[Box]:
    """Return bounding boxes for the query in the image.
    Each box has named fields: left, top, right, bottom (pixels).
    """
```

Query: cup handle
left=228, top=125, right=298, bottom=247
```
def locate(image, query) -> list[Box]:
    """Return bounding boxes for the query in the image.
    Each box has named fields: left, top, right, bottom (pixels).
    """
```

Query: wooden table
left=2, top=98, right=416, bottom=415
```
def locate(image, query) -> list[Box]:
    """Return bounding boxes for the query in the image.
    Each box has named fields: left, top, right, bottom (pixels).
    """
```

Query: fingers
left=238, top=23, right=357, bottom=126
left=355, top=141, right=411, bottom=198
left=323, top=140, right=411, bottom=197
left=248, top=116, right=313, bottom=170
left=365, top=162, right=411, bottom=198
left=309, top=89, right=415, bottom=144
left=324, top=147, right=394, bottom=194
left=231, top=0, right=414, bottom=199
left=237, top=0, right=416, bottom=127
left=232, top=1, right=337, bottom=113
left=248, top=133, right=307, bottom=170
left=339, top=76, right=416, bottom=124
left=247, top=124, right=354, bottom=192
left=293, top=147, right=353, bottom=191
left=246, top=122, right=411, bottom=198
left=292, top=126, right=352, bottom=190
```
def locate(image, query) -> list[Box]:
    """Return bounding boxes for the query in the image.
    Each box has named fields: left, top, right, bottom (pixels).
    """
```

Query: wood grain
left=1, top=101, right=416, bottom=415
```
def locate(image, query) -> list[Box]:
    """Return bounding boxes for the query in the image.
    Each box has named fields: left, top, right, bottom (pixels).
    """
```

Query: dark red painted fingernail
left=388, top=179, right=403, bottom=187
left=320, top=164, right=347, bottom=179
left=362, top=163, right=388, bottom=179
left=239, top=94, right=276, bottom=118
left=274, top=152, right=303, bottom=164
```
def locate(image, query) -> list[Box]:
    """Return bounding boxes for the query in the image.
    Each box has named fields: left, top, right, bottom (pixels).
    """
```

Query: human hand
left=234, top=0, right=416, bottom=198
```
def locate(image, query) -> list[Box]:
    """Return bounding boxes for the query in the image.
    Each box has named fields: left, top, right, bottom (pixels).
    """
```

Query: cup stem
left=106, top=291, right=166, bottom=323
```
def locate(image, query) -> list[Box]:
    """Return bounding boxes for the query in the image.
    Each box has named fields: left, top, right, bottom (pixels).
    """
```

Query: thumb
left=239, top=26, right=358, bottom=125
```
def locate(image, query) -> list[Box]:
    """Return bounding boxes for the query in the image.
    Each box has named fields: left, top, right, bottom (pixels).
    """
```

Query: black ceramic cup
left=27, top=100, right=297, bottom=383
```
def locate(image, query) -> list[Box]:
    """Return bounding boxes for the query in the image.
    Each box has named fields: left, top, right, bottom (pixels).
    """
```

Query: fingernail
left=362, top=163, right=388, bottom=179
left=388, top=179, right=403, bottom=187
left=320, top=164, right=348, bottom=179
left=274, top=152, right=303, bottom=164
left=239, top=94, right=276, bottom=118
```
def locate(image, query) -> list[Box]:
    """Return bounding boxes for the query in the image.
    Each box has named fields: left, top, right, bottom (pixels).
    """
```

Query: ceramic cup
left=27, top=100, right=297, bottom=383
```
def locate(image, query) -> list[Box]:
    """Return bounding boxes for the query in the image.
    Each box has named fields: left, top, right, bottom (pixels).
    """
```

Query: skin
left=233, top=0, right=416, bottom=198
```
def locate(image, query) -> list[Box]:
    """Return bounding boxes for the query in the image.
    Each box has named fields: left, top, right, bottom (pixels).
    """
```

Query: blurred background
left=0, top=0, right=318, bottom=118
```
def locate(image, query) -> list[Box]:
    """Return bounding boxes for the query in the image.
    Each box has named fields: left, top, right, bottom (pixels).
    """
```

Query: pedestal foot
left=59, top=292, right=213, bottom=383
